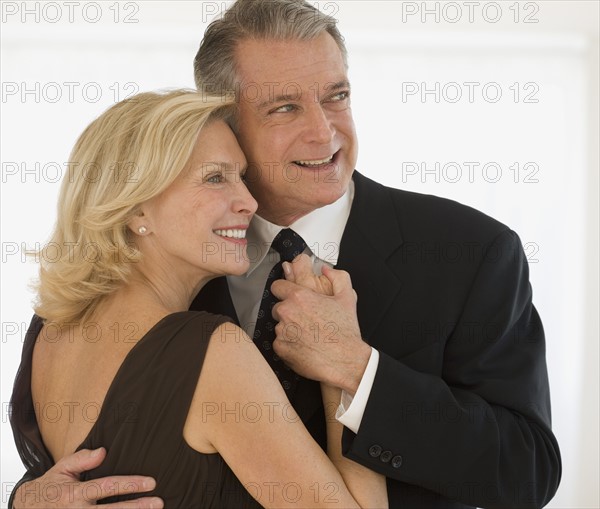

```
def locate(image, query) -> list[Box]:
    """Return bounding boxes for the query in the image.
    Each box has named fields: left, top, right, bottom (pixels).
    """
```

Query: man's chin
left=310, top=184, right=351, bottom=209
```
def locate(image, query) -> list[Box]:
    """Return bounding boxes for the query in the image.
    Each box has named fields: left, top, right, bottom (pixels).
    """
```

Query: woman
left=10, top=90, right=388, bottom=508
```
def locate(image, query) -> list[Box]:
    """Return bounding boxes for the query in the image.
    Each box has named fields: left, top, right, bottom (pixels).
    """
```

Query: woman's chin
left=226, top=261, right=250, bottom=277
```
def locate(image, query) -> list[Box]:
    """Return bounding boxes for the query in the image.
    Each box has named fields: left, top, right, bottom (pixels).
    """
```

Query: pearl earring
left=138, top=226, right=147, bottom=234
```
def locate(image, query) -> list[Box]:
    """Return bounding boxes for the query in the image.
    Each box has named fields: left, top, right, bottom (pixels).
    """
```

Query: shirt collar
left=245, top=180, right=355, bottom=276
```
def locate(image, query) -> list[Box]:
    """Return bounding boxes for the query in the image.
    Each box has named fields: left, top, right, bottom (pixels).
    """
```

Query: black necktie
left=253, top=228, right=307, bottom=393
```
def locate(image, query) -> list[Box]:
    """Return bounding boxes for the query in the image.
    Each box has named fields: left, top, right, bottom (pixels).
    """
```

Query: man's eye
left=329, top=91, right=349, bottom=102
left=271, top=104, right=296, bottom=114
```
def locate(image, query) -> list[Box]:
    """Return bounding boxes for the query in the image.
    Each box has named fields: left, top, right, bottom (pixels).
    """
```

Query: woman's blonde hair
left=32, top=89, right=234, bottom=325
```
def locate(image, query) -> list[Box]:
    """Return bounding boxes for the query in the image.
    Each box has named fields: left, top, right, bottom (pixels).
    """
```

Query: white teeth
left=294, top=156, right=334, bottom=167
left=214, top=229, right=247, bottom=239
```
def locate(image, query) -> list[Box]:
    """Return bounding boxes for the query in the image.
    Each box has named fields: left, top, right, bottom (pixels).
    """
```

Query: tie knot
left=271, top=228, right=307, bottom=263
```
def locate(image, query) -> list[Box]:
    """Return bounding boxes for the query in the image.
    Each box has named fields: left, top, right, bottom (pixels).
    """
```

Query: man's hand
left=272, top=255, right=371, bottom=394
left=13, top=448, right=163, bottom=509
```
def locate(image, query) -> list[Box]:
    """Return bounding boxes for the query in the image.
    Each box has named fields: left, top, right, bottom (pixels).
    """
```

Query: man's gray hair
left=193, top=0, right=348, bottom=95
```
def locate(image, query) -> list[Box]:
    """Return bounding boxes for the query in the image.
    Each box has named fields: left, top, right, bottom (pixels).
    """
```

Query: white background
left=1, top=1, right=598, bottom=508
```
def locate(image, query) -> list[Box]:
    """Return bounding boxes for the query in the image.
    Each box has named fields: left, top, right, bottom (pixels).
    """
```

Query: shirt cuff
left=335, top=347, right=379, bottom=434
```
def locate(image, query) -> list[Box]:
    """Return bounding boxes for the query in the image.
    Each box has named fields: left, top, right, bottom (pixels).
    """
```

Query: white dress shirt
left=226, top=181, right=379, bottom=433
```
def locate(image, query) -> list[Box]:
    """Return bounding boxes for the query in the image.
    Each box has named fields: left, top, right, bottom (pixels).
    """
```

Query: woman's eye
left=206, top=173, right=224, bottom=184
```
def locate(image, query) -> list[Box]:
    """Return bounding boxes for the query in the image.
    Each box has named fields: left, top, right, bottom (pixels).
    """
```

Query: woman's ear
left=127, top=209, right=151, bottom=236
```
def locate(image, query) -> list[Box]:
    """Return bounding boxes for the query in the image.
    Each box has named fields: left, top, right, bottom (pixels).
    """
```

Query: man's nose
left=303, top=105, right=335, bottom=144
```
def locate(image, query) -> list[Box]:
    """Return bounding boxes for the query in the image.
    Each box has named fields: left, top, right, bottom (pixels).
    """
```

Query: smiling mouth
left=293, top=154, right=335, bottom=167
left=214, top=229, right=247, bottom=239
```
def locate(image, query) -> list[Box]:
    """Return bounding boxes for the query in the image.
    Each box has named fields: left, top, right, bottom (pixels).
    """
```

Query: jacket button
left=380, top=450, right=393, bottom=463
left=368, top=445, right=382, bottom=458
left=392, top=455, right=403, bottom=468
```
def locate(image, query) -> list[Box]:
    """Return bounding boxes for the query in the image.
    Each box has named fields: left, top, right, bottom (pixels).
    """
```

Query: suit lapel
left=337, top=172, right=404, bottom=342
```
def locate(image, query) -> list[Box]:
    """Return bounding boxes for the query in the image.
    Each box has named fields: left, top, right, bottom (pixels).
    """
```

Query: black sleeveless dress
left=10, top=312, right=263, bottom=508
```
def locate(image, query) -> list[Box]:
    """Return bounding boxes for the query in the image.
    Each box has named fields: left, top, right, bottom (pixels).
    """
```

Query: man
left=10, top=1, right=561, bottom=508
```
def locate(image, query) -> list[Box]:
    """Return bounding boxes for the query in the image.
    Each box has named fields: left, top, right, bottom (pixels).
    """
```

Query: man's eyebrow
left=324, top=80, right=351, bottom=92
left=257, top=93, right=301, bottom=111
left=256, top=80, right=351, bottom=111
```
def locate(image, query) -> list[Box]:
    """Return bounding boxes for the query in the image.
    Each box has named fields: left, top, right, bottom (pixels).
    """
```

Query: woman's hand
left=282, top=254, right=334, bottom=296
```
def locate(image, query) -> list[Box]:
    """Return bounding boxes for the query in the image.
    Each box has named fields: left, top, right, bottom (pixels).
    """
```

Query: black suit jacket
left=193, top=171, right=561, bottom=508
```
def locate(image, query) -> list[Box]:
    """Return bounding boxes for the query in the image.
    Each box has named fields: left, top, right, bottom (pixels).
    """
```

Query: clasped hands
left=271, top=254, right=371, bottom=396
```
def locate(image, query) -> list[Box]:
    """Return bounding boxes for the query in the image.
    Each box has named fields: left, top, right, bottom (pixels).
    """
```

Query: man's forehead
left=233, top=37, right=348, bottom=107
left=234, top=34, right=345, bottom=78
